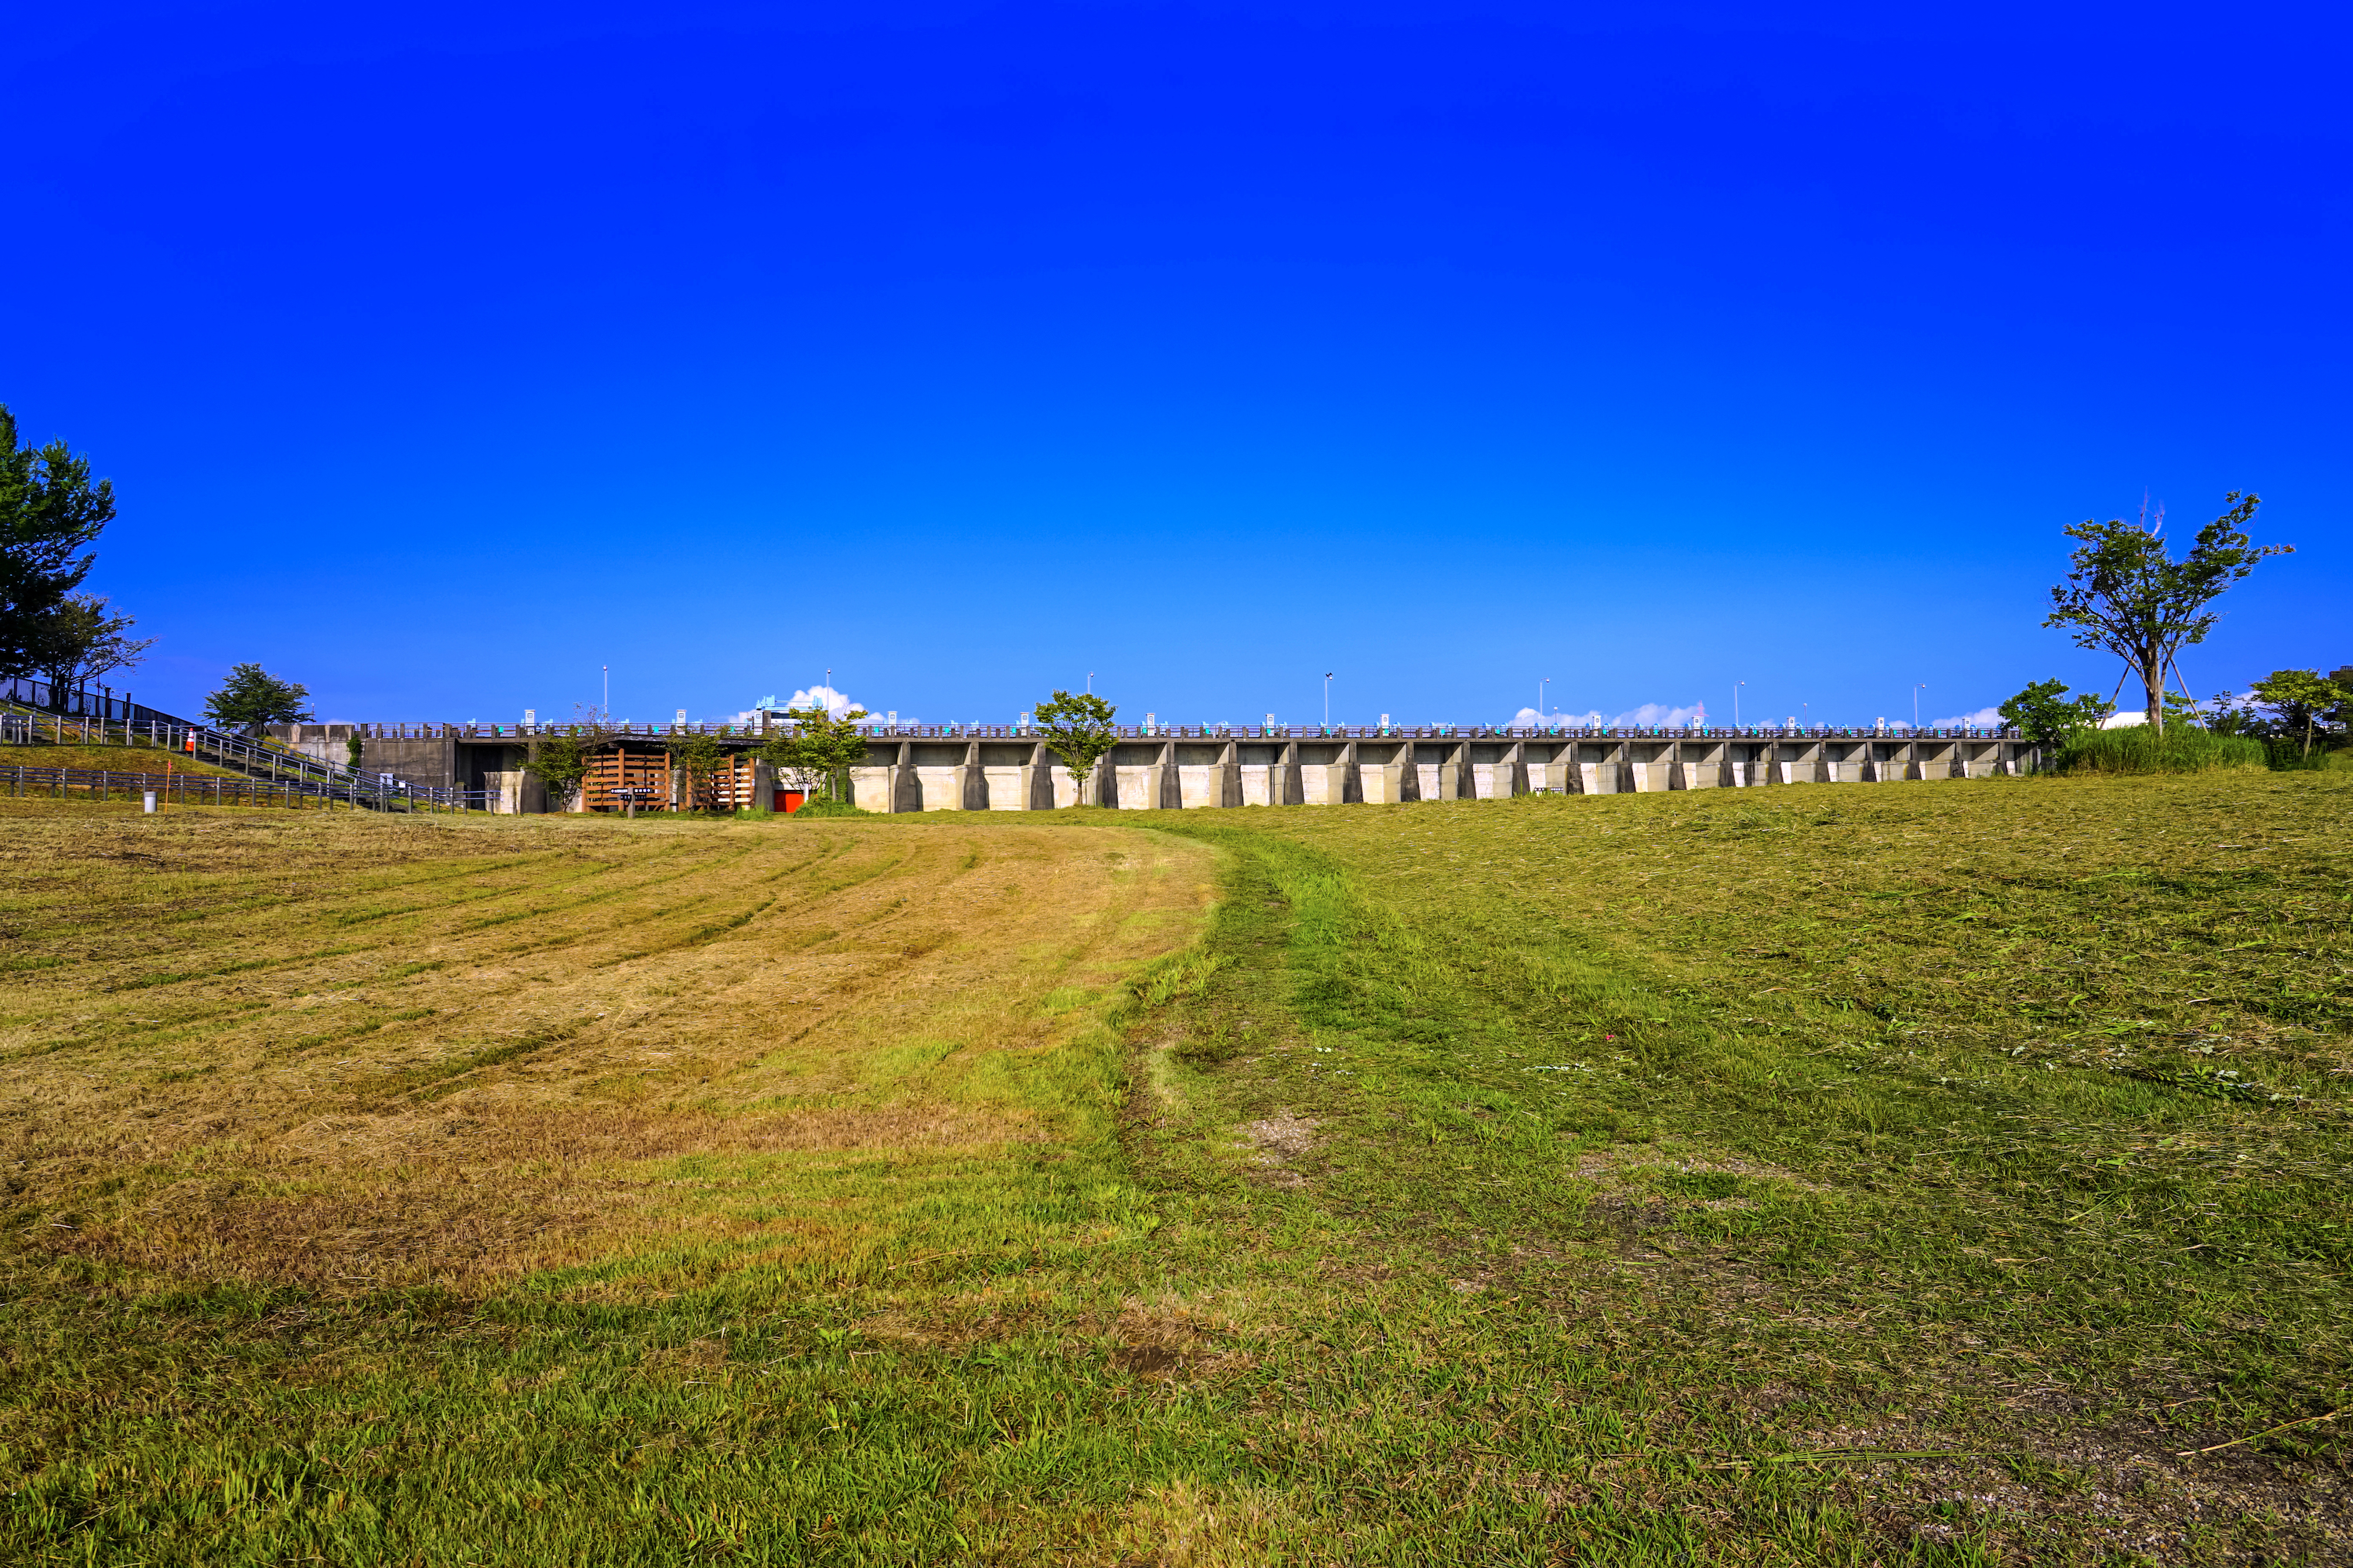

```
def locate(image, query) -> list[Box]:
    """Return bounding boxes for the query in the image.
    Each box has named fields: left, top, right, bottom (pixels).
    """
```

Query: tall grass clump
left=2262, top=737, right=2353, bottom=771
left=2057, top=723, right=2266, bottom=774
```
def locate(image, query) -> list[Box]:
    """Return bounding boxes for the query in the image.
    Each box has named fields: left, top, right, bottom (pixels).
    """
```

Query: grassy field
left=1, top=773, right=2347, bottom=1564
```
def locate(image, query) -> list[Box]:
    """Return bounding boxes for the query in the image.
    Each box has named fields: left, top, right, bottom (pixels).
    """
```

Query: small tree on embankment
left=1998, top=678, right=2111, bottom=753
left=2247, top=668, right=2350, bottom=761
left=762, top=704, right=868, bottom=805
left=204, top=664, right=313, bottom=736
left=667, top=729, right=729, bottom=812
left=1035, top=689, right=1118, bottom=806
left=2044, top=493, right=2292, bottom=729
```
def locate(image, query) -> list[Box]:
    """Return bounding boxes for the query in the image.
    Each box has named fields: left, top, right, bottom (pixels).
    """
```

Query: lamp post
left=1733, top=680, right=1744, bottom=729
left=1324, top=672, right=1333, bottom=726
left=1540, top=676, right=1550, bottom=726
left=1914, top=683, right=1926, bottom=730
left=1087, top=671, right=1093, bottom=695
left=602, top=664, right=609, bottom=719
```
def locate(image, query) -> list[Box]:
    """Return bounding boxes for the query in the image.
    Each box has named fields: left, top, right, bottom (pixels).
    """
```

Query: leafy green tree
left=523, top=709, right=607, bottom=810
left=761, top=705, right=870, bottom=803
left=31, top=593, right=154, bottom=693
left=667, top=729, right=729, bottom=810
left=0, top=406, right=116, bottom=680
left=204, top=663, right=314, bottom=734
left=347, top=731, right=365, bottom=770
left=1997, top=678, right=2111, bottom=748
left=1035, top=689, right=1118, bottom=803
left=2045, top=493, right=2292, bottom=729
left=2203, top=689, right=2260, bottom=737
left=2248, top=668, right=2348, bottom=759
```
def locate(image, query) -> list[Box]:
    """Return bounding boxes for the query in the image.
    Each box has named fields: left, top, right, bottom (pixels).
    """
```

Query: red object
left=184, top=731, right=196, bottom=753
left=782, top=791, right=806, bottom=814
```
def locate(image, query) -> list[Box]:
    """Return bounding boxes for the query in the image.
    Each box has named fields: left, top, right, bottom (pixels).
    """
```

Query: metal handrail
left=1, top=681, right=478, bottom=809
left=0, top=762, right=493, bottom=813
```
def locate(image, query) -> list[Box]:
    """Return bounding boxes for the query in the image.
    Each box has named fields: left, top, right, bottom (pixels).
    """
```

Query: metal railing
left=294, top=715, right=2028, bottom=744
left=2, top=677, right=481, bottom=810
left=844, top=722, right=2024, bottom=742
left=0, top=763, right=493, bottom=813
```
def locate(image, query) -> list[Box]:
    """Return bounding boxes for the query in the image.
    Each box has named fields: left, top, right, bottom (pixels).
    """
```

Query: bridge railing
left=834, top=722, right=2024, bottom=742
left=380, top=719, right=2025, bottom=742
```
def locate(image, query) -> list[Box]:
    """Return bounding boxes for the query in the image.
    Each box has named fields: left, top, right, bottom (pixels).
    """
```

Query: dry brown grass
left=0, top=802, right=1214, bottom=1294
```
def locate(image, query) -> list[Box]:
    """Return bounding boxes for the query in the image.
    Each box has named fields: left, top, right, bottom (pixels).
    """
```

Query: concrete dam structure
left=847, top=727, right=2031, bottom=813
left=267, top=721, right=2038, bottom=815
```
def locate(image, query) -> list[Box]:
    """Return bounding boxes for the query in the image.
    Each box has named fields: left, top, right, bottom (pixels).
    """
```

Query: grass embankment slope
left=0, top=742, right=244, bottom=777
left=2, top=773, right=2348, bottom=1564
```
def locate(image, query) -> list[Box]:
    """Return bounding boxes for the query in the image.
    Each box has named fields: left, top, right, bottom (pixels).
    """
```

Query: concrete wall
left=379, top=726, right=2032, bottom=815
left=268, top=723, right=459, bottom=789
left=831, top=733, right=2027, bottom=811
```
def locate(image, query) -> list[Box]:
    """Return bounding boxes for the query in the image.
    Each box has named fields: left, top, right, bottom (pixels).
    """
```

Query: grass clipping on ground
left=0, top=806, right=1211, bottom=1298
left=2, top=775, right=2348, bottom=1566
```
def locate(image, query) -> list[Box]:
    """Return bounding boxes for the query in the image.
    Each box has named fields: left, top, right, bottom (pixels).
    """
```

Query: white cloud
left=1932, top=706, right=2002, bottom=728
left=1507, top=702, right=1709, bottom=728
left=788, top=685, right=865, bottom=715
left=1613, top=701, right=1707, bottom=727
left=726, top=686, right=878, bottom=726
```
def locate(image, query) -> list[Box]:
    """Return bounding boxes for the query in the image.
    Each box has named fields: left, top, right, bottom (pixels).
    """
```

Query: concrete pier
left=831, top=726, right=2035, bottom=812
left=266, top=719, right=2037, bottom=815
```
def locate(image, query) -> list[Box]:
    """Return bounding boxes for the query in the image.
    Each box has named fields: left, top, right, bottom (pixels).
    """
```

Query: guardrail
left=841, top=722, right=2027, bottom=742
left=11, top=674, right=2021, bottom=766
left=325, top=719, right=2028, bottom=742
left=2, top=764, right=493, bottom=813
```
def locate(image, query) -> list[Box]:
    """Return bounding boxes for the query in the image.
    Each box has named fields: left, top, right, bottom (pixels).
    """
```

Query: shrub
left=789, top=795, right=874, bottom=819
left=2056, top=725, right=2266, bottom=775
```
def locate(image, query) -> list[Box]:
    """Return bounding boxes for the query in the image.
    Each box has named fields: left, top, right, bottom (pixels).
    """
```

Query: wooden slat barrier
left=580, top=748, right=762, bottom=813
left=583, top=746, right=674, bottom=813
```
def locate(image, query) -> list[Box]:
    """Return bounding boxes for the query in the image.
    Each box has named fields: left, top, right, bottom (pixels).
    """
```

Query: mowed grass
left=2, top=772, right=2348, bottom=1565
left=0, top=742, right=247, bottom=779
left=0, top=801, right=1215, bottom=1563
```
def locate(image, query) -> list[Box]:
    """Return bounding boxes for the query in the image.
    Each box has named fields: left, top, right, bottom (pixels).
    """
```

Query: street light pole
left=1324, top=672, right=1333, bottom=726
left=1540, top=676, right=1550, bottom=725
left=1915, top=683, right=1926, bottom=729
left=602, top=664, right=609, bottom=719
left=1734, top=680, right=1744, bottom=728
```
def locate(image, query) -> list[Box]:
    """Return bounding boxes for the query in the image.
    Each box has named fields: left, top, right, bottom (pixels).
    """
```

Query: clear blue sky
left=5, top=2, right=2345, bottom=729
